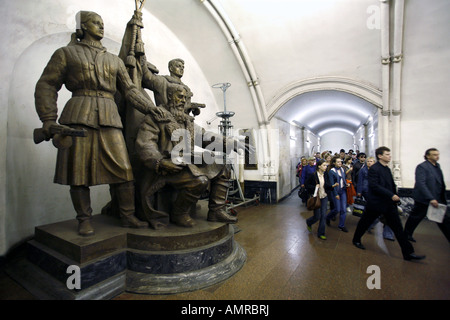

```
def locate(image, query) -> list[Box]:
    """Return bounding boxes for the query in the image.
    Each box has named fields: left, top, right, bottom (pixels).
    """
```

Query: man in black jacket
left=405, top=148, right=449, bottom=242
left=352, top=147, right=426, bottom=261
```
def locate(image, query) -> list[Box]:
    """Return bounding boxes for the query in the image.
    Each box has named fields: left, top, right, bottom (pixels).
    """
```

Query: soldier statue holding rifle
left=34, top=10, right=165, bottom=236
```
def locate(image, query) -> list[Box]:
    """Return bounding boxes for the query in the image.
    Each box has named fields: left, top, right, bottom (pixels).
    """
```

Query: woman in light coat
left=306, top=160, right=333, bottom=240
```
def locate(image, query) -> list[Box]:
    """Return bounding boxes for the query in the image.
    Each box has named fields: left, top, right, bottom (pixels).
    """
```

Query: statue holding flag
left=33, top=9, right=165, bottom=236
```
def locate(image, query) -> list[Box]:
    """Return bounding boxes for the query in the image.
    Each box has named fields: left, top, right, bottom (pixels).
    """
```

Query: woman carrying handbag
left=305, top=160, right=333, bottom=240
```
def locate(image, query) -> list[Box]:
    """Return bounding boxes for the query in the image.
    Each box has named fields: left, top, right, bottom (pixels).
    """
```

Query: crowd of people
left=296, top=147, right=449, bottom=261
left=297, top=148, right=367, bottom=232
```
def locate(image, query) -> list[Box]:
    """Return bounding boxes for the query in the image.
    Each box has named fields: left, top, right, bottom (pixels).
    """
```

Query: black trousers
left=353, top=206, right=414, bottom=258
left=405, top=201, right=450, bottom=242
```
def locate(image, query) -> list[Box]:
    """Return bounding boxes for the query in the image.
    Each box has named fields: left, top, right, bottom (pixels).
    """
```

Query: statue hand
left=160, top=159, right=184, bottom=174
left=149, top=106, right=170, bottom=120
left=43, top=120, right=57, bottom=139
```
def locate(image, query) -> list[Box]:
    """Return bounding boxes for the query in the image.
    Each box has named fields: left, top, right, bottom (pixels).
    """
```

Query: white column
left=379, top=0, right=391, bottom=148
left=391, top=0, right=405, bottom=186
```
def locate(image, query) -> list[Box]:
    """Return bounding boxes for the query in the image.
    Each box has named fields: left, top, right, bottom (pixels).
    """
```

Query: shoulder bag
left=307, top=173, right=321, bottom=210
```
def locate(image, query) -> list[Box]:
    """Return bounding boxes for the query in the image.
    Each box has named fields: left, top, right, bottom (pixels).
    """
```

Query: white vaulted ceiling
left=146, top=0, right=382, bottom=134
left=274, top=90, right=377, bottom=136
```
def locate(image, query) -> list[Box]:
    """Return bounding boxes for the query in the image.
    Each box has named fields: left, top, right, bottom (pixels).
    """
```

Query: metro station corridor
left=1, top=0, right=449, bottom=303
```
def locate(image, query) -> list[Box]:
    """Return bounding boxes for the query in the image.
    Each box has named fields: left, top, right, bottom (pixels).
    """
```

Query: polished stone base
left=5, top=201, right=246, bottom=299
left=127, top=241, right=246, bottom=294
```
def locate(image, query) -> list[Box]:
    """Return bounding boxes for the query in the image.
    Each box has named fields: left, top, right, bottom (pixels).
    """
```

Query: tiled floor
left=1, top=193, right=449, bottom=300
left=116, top=193, right=450, bottom=300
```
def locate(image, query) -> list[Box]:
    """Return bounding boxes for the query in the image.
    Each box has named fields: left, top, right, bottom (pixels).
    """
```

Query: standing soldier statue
left=34, top=10, right=165, bottom=236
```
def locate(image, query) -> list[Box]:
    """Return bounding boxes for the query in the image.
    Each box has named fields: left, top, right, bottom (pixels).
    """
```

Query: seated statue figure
left=135, top=84, right=251, bottom=229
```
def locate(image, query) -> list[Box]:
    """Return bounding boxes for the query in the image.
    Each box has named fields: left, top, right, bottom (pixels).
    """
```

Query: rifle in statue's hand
left=33, top=124, right=87, bottom=149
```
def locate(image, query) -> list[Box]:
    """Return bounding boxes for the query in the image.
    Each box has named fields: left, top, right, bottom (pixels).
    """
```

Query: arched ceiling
left=146, top=0, right=382, bottom=134
left=274, top=90, right=377, bottom=136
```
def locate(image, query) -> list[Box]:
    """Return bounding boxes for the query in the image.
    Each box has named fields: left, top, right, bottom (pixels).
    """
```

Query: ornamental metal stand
left=212, top=83, right=259, bottom=215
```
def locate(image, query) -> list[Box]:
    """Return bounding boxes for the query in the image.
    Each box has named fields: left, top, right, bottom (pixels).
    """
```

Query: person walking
left=352, top=152, right=366, bottom=191
left=339, top=149, right=346, bottom=162
left=352, top=147, right=426, bottom=261
left=326, top=157, right=349, bottom=232
left=405, top=148, right=450, bottom=242
left=296, top=157, right=307, bottom=184
left=356, top=156, right=375, bottom=201
left=344, top=156, right=356, bottom=207
left=306, top=160, right=333, bottom=240
left=300, top=157, right=316, bottom=194
left=357, top=157, right=395, bottom=241
left=314, top=152, right=322, bottom=163
left=296, top=157, right=308, bottom=204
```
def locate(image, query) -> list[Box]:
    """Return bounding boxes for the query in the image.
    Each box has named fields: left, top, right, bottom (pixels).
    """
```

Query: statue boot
left=207, top=181, right=238, bottom=224
left=170, top=190, right=198, bottom=228
left=113, top=182, right=148, bottom=228
left=70, top=186, right=94, bottom=236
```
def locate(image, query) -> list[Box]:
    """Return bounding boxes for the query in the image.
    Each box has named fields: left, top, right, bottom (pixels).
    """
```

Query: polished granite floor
left=1, top=192, right=449, bottom=300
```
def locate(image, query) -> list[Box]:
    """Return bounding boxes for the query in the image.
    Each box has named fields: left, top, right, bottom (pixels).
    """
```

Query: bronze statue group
left=34, top=10, right=251, bottom=236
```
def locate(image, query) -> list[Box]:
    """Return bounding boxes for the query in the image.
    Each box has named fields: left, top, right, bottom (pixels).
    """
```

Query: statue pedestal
left=5, top=201, right=246, bottom=299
